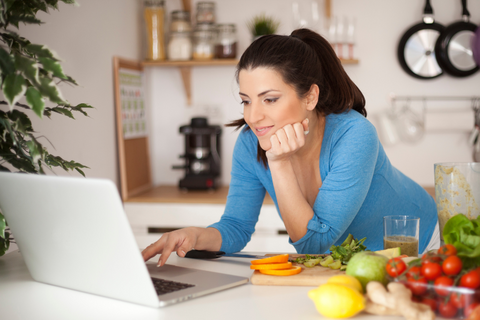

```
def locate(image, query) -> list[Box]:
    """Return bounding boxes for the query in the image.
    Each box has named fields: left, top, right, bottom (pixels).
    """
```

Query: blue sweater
left=209, top=110, right=438, bottom=254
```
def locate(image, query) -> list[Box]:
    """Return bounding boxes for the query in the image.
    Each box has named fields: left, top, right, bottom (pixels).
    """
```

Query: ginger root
left=365, top=281, right=435, bottom=320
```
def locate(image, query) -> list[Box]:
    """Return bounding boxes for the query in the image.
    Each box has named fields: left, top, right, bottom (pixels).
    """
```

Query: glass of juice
left=383, top=215, right=419, bottom=257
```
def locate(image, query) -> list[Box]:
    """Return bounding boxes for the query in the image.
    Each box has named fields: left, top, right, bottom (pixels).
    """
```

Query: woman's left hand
left=266, top=118, right=309, bottom=162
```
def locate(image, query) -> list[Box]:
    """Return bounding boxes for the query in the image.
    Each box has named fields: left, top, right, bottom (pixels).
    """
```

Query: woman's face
left=238, top=67, right=309, bottom=151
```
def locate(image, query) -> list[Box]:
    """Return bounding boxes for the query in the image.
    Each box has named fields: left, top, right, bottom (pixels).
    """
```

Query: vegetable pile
left=293, top=234, right=367, bottom=270
left=385, top=243, right=480, bottom=319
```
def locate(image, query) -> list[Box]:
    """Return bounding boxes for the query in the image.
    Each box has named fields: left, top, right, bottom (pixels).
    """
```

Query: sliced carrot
left=250, top=262, right=292, bottom=270
left=259, top=266, right=302, bottom=276
left=251, top=254, right=289, bottom=265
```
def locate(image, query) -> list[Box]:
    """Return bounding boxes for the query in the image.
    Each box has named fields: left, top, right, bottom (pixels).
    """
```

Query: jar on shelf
left=144, top=0, right=166, bottom=61
left=170, top=10, right=191, bottom=32
left=193, top=24, right=215, bottom=60
left=214, top=24, right=237, bottom=59
left=168, top=32, right=192, bottom=61
left=196, top=2, right=215, bottom=24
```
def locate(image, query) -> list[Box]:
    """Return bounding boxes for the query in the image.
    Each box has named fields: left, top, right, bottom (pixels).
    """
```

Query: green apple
left=345, top=252, right=388, bottom=290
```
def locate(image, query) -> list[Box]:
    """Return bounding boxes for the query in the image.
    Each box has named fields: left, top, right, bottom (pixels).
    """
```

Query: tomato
left=460, top=270, right=480, bottom=289
left=437, top=244, right=457, bottom=256
left=442, top=255, right=463, bottom=276
left=433, top=276, right=454, bottom=296
left=386, top=257, right=407, bottom=278
left=406, top=276, right=428, bottom=295
left=421, top=254, right=443, bottom=266
left=464, top=302, right=480, bottom=318
left=438, top=299, right=458, bottom=318
left=450, top=292, right=474, bottom=309
left=474, top=267, right=480, bottom=276
left=420, top=297, right=437, bottom=312
left=406, top=265, right=421, bottom=278
left=421, top=262, right=443, bottom=281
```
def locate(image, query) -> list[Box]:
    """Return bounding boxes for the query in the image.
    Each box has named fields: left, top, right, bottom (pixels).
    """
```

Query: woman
left=143, top=29, right=440, bottom=267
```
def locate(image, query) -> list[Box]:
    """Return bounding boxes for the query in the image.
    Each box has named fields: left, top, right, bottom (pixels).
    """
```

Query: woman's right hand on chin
left=141, top=227, right=202, bottom=267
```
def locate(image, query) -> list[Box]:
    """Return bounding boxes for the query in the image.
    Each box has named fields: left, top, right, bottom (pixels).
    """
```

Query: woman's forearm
left=269, top=160, right=314, bottom=242
left=195, top=227, right=222, bottom=251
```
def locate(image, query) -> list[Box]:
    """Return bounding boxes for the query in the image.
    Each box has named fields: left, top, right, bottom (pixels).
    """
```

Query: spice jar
left=214, top=24, right=237, bottom=59
left=196, top=2, right=215, bottom=24
left=170, top=10, right=191, bottom=32
left=168, top=32, right=192, bottom=61
left=193, top=24, right=215, bottom=60
left=144, top=0, right=166, bottom=60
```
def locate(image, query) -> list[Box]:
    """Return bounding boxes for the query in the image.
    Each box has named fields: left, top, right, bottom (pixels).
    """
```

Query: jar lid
left=171, top=10, right=190, bottom=20
left=197, top=2, right=215, bottom=9
left=144, top=0, right=164, bottom=7
left=216, top=24, right=236, bottom=32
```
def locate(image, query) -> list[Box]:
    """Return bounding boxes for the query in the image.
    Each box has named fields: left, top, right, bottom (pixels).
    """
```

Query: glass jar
left=170, top=10, right=191, bottom=32
left=168, top=32, right=192, bottom=61
left=193, top=24, right=215, bottom=60
left=144, top=0, right=166, bottom=60
left=196, top=2, right=215, bottom=24
left=214, top=24, right=237, bottom=59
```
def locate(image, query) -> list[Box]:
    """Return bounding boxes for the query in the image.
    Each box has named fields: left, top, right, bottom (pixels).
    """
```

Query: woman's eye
left=264, top=98, right=278, bottom=104
left=240, top=100, right=251, bottom=105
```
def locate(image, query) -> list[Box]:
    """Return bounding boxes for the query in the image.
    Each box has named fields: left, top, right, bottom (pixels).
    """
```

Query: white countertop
left=0, top=250, right=407, bottom=320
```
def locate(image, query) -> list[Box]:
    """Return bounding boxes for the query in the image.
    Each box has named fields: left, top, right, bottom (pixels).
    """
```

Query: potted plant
left=247, top=13, right=280, bottom=41
left=0, top=0, right=92, bottom=256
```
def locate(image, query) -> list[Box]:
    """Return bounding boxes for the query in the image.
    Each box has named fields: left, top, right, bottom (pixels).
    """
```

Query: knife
left=184, top=250, right=268, bottom=260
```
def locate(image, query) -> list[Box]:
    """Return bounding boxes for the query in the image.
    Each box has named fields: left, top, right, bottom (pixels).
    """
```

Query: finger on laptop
left=157, top=236, right=178, bottom=267
left=141, top=235, right=166, bottom=262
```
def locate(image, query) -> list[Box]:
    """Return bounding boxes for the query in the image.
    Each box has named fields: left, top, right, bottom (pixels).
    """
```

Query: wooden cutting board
left=250, top=254, right=345, bottom=286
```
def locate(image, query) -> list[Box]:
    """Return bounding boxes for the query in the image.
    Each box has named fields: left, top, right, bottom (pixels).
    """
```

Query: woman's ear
left=305, top=84, right=319, bottom=111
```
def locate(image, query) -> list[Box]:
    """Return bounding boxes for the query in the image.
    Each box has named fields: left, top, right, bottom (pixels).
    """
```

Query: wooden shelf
left=142, top=59, right=238, bottom=67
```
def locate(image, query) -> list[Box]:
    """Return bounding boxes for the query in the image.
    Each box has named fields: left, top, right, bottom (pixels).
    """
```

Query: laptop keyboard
left=151, top=277, right=195, bottom=296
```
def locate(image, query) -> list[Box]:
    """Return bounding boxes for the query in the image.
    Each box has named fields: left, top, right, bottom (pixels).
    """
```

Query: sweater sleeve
left=290, top=119, right=379, bottom=254
left=208, top=129, right=266, bottom=253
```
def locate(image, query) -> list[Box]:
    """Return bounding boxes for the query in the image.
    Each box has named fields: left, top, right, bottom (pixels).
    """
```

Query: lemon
left=327, top=274, right=363, bottom=293
left=308, top=283, right=365, bottom=318
left=374, top=247, right=401, bottom=258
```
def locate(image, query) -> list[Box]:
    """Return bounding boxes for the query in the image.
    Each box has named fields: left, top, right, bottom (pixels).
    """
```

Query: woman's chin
left=258, top=141, right=271, bottom=151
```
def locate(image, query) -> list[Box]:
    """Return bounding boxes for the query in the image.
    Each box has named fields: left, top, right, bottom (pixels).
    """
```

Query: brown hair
left=228, top=28, right=366, bottom=168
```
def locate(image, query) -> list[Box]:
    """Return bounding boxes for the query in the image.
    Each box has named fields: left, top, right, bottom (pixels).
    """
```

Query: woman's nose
left=248, top=102, right=264, bottom=124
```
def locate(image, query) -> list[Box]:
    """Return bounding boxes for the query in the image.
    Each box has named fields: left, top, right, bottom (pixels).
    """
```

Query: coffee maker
left=172, top=117, right=222, bottom=190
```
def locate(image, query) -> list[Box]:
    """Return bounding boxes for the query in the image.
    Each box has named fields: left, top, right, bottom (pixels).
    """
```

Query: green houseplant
left=247, top=13, right=280, bottom=40
left=0, top=0, right=92, bottom=256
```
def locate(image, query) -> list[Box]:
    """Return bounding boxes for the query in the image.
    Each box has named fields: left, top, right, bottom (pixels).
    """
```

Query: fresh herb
left=293, top=234, right=367, bottom=270
left=443, top=214, right=480, bottom=269
left=330, top=234, right=367, bottom=265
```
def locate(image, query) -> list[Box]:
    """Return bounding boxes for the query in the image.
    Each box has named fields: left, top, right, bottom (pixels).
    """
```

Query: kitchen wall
left=12, top=0, right=480, bottom=189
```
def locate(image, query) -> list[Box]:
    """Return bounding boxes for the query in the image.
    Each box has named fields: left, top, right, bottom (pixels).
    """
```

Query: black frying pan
left=434, top=0, right=479, bottom=77
left=398, top=0, right=445, bottom=79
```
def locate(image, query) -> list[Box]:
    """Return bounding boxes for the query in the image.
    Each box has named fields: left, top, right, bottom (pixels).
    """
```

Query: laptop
left=0, top=172, right=248, bottom=307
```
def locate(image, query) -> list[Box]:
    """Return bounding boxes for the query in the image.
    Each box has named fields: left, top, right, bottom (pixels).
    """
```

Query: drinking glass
left=346, top=16, right=356, bottom=60
left=292, top=0, right=322, bottom=32
left=384, top=215, right=420, bottom=257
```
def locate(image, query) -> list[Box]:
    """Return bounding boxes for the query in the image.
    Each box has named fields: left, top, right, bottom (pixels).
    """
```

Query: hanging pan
left=473, top=26, right=480, bottom=66
left=435, top=0, right=479, bottom=77
left=398, top=0, right=445, bottom=79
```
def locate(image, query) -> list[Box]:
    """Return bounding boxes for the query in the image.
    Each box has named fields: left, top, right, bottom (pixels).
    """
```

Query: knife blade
left=184, top=250, right=268, bottom=260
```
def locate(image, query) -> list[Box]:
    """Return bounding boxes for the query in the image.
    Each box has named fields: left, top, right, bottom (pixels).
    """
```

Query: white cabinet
left=124, top=202, right=295, bottom=253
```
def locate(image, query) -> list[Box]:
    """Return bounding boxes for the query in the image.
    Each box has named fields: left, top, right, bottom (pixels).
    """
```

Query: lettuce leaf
left=443, top=214, right=480, bottom=269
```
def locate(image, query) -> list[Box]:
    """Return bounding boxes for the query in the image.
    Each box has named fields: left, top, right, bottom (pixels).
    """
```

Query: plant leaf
left=14, top=54, right=39, bottom=84
left=2, top=73, right=27, bottom=110
left=26, top=44, right=59, bottom=60
left=25, top=86, right=45, bottom=117
left=38, top=56, right=67, bottom=79
left=0, top=211, right=6, bottom=239
left=37, top=76, right=66, bottom=104
left=0, top=46, right=15, bottom=75
left=51, top=107, right=74, bottom=119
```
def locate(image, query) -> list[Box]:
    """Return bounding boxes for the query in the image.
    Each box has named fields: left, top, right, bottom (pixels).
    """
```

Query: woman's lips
left=255, top=126, right=273, bottom=137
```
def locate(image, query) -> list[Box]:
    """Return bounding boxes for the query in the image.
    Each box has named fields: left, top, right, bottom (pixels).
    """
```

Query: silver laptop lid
left=0, top=173, right=160, bottom=308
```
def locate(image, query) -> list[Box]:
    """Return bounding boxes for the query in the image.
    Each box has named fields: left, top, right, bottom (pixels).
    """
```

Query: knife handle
left=184, top=250, right=225, bottom=259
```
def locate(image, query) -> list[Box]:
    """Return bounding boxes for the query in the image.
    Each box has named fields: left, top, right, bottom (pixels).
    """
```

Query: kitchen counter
left=125, top=185, right=435, bottom=204
left=0, top=250, right=409, bottom=320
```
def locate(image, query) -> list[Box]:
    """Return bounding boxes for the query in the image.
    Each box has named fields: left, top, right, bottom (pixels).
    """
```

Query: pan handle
left=422, top=0, right=434, bottom=24
left=461, top=0, right=470, bottom=22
